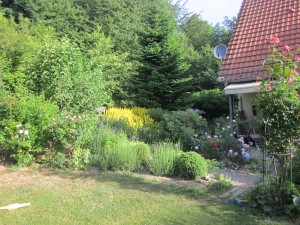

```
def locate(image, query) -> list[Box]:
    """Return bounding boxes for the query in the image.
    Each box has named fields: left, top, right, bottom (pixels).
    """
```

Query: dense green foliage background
left=0, top=0, right=235, bottom=112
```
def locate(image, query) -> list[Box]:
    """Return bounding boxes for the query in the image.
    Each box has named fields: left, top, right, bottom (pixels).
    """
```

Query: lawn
left=0, top=167, right=297, bottom=225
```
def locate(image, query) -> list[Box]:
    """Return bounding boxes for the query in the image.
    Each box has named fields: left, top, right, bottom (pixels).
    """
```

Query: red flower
left=283, top=45, right=290, bottom=51
left=267, top=85, right=272, bottom=91
left=269, top=35, right=280, bottom=44
left=213, top=143, right=218, bottom=148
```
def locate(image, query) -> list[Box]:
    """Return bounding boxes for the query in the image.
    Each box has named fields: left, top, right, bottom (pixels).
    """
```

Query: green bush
left=91, top=128, right=140, bottom=171
left=70, top=148, right=91, bottom=170
left=0, top=92, right=59, bottom=165
left=160, top=110, right=207, bottom=151
left=248, top=179, right=300, bottom=217
left=176, top=151, right=208, bottom=180
left=189, top=89, right=229, bottom=120
left=148, top=107, right=167, bottom=122
left=137, top=124, right=163, bottom=144
left=196, top=118, right=242, bottom=160
left=132, top=141, right=151, bottom=166
left=148, top=142, right=181, bottom=177
left=207, top=174, right=233, bottom=193
left=108, top=142, right=140, bottom=171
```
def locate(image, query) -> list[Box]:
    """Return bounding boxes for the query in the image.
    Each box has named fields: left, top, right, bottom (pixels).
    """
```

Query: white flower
left=16, top=124, right=22, bottom=128
left=194, top=146, right=199, bottom=150
left=24, top=130, right=29, bottom=135
left=18, top=130, right=24, bottom=134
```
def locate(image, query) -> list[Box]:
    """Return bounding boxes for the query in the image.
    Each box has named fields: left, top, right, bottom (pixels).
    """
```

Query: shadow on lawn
left=42, top=168, right=296, bottom=225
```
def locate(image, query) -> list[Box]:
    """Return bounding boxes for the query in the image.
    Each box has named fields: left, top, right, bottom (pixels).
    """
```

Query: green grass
left=0, top=168, right=297, bottom=225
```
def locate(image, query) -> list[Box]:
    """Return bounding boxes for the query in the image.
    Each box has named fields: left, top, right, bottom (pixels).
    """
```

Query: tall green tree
left=181, top=14, right=212, bottom=51
left=212, top=16, right=236, bottom=47
left=129, top=0, right=193, bottom=110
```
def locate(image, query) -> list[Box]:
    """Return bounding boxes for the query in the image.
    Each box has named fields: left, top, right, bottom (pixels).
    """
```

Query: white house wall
left=238, top=93, right=257, bottom=117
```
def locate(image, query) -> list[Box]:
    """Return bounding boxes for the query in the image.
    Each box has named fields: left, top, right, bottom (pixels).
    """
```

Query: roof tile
left=219, top=0, right=300, bottom=83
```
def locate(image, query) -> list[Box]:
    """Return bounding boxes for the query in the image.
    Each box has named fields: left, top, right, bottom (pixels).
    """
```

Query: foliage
left=160, top=110, right=207, bottom=151
left=131, top=141, right=152, bottom=166
left=147, top=142, right=181, bottom=176
left=105, top=107, right=156, bottom=131
left=248, top=180, right=300, bottom=217
left=91, top=127, right=140, bottom=171
left=254, top=37, right=300, bottom=189
left=70, top=148, right=91, bottom=170
left=25, top=38, right=110, bottom=112
left=0, top=91, right=59, bottom=165
left=176, top=151, right=208, bottom=180
left=147, top=107, right=167, bottom=122
left=207, top=174, right=233, bottom=193
left=180, top=14, right=212, bottom=52
left=129, top=0, right=194, bottom=110
left=194, top=117, right=243, bottom=160
left=211, top=16, right=237, bottom=47
left=189, top=89, right=229, bottom=120
left=45, top=113, right=97, bottom=155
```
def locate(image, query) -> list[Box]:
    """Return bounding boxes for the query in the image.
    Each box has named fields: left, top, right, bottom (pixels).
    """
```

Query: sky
left=184, top=0, right=243, bottom=25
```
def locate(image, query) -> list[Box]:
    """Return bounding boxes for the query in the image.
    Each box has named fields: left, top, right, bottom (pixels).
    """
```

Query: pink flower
left=295, top=56, right=300, bottom=62
left=288, top=77, right=294, bottom=83
left=70, top=117, right=75, bottom=122
left=283, top=45, right=290, bottom=51
left=269, top=35, right=280, bottom=44
left=52, top=118, right=56, bottom=121
left=71, top=129, right=76, bottom=133
left=267, top=85, right=272, bottom=91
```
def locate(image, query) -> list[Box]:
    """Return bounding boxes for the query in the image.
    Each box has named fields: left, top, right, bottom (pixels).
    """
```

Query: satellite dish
left=214, top=44, right=227, bottom=59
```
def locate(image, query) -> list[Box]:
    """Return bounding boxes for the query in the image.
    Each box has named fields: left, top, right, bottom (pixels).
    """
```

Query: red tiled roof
left=219, top=0, right=300, bottom=83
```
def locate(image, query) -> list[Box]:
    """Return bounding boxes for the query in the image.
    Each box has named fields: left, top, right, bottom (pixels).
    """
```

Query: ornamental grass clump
left=91, top=127, right=140, bottom=171
left=148, top=142, right=181, bottom=176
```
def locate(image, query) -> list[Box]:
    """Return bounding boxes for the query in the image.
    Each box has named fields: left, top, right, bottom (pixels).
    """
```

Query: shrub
left=91, top=127, right=140, bottom=171
left=160, top=110, right=207, bottom=151
left=132, top=141, right=151, bottom=166
left=108, top=142, right=140, bottom=171
left=207, top=174, right=233, bottom=193
left=148, top=107, right=167, bottom=122
left=148, top=142, right=181, bottom=177
left=176, top=151, right=208, bottom=180
left=189, top=89, right=229, bottom=120
left=0, top=92, right=59, bottom=165
left=105, top=107, right=155, bottom=131
left=247, top=180, right=300, bottom=217
left=137, top=124, right=163, bottom=144
left=46, top=113, right=99, bottom=151
left=195, top=118, right=242, bottom=160
left=70, top=148, right=91, bottom=170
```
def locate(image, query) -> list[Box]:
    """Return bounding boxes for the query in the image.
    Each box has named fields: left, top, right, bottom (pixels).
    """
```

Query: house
left=218, top=0, right=300, bottom=131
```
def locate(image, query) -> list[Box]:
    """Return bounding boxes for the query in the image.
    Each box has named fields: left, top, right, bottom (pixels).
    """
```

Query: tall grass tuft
left=91, top=127, right=140, bottom=171
left=148, top=142, right=182, bottom=177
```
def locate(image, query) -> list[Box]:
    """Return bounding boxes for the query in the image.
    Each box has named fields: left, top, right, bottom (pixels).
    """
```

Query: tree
left=181, top=14, right=212, bottom=51
left=129, top=0, right=193, bottom=110
left=212, top=16, right=237, bottom=47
